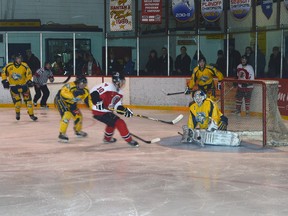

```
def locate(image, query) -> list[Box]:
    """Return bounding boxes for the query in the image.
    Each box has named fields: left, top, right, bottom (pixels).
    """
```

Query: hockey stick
left=109, top=108, right=184, bottom=125
left=161, top=89, right=185, bottom=96
left=47, top=75, right=72, bottom=85
left=130, top=133, right=161, bottom=144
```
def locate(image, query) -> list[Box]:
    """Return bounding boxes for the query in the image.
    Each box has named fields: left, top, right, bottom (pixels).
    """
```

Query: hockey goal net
left=220, top=78, right=288, bottom=147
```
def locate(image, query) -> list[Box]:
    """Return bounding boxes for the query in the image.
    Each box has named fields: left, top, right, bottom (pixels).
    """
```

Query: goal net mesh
left=221, top=79, right=288, bottom=146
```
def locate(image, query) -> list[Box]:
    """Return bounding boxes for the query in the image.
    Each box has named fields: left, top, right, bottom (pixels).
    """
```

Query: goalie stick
left=130, top=133, right=161, bottom=144
left=109, top=108, right=184, bottom=125
left=161, top=89, right=186, bottom=96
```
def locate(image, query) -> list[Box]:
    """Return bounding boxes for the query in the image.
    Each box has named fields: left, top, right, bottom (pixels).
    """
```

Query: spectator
left=144, top=49, right=159, bottom=76
left=108, top=52, right=121, bottom=75
left=24, top=49, right=40, bottom=76
left=244, top=46, right=255, bottom=69
left=123, top=56, right=135, bottom=76
left=174, top=46, right=191, bottom=76
left=52, top=55, right=65, bottom=75
left=158, top=47, right=173, bottom=75
left=255, top=46, right=266, bottom=78
left=214, top=49, right=226, bottom=75
left=233, top=55, right=255, bottom=116
left=65, top=51, right=86, bottom=76
left=228, top=45, right=241, bottom=77
left=82, top=54, right=101, bottom=76
left=268, top=46, right=281, bottom=78
left=33, top=62, right=54, bottom=108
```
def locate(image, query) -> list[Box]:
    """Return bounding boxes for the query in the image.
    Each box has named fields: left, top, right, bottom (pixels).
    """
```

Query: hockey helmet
left=198, top=56, right=206, bottom=63
left=75, top=75, right=87, bottom=89
left=14, top=53, right=23, bottom=65
left=112, top=71, right=126, bottom=90
left=193, top=90, right=207, bottom=106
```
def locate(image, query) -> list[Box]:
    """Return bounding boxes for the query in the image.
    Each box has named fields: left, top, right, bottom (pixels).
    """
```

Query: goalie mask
left=75, top=75, right=87, bottom=89
left=193, top=90, right=206, bottom=106
left=112, top=72, right=126, bottom=90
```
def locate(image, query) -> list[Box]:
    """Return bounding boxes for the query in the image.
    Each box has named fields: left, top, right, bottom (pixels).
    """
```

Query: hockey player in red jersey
left=90, top=72, right=139, bottom=147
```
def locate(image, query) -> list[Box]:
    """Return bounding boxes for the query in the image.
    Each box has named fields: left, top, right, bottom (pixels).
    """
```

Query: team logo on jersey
left=238, top=69, right=248, bottom=79
left=11, top=72, right=22, bottom=80
left=196, top=112, right=206, bottom=124
left=200, top=75, right=209, bottom=82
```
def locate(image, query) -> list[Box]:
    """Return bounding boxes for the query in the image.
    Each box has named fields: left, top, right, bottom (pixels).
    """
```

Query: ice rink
left=1, top=107, right=288, bottom=216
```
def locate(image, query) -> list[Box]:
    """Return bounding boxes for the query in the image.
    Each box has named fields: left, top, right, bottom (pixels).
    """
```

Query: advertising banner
left=230, top=0, right=251, bottom=20
left=278, top=79, right=288, bottom=116
left=141, top=0, right=162, bottom=24
left=172, top=0, right=195, bottom=22
left=201, top=0, right=223, bottom=22
left=110, top=0, right=133, bottom=31
left=261, top=0, right=273, bottom=19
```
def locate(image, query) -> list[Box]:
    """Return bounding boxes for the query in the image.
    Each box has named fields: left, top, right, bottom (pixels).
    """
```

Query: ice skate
left=15, top=112, right=20, bottom=120
left=75, top=131, right=88, bottom=138
left=58, top=133, right=69, bottom=143
left=103, top=137, right=117, bottom=144
left=127, top=140, right=139, bottom=147
left=29, top=114, right=38, bottom=121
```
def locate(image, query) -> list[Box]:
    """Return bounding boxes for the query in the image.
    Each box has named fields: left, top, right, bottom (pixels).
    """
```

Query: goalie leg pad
left=196, top=130, right=241, bottom=146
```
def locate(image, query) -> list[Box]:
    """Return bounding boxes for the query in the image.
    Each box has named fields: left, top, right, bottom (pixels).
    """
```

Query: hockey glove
left=217, top=82, right=222, bottom=90
left=49, top=76, right=54, bottom=83
left=184, top=87, right=192, bottom=95
left=1, top=80, right=9, bottom=89
left=26, top=80, right=34, bottom=87
left=124, top=107, right=133, bottom=118
left=95, top=100, right=104, bottom=110
left=207, top=118, right=218, bottom=132
left=218, top=115, right=228, bottom=131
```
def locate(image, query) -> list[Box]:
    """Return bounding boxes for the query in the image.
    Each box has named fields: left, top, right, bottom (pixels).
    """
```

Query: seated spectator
left=144, top=50, right=159, bottom=76
left=52, top=55, right=65, bottom=75
left=82, top=54, right=101, bottom=76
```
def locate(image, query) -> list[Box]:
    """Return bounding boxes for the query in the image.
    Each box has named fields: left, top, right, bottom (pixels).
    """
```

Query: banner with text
left=141, top=0, right=162, bottom=24
left=110, top=0, right=133, bottom=31
left=201, top=0, right=223, bottom=22
left=230, top=0, right=251, bottom=20
left=261, top=0, right=273, bottom=19
left=172, top=0, right=195, bottom=22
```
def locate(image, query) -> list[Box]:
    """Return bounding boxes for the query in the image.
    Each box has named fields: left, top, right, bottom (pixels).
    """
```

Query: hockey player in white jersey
left=181, top=90, right=240, bottom=146
left=90, top=72, right=139, bottom=147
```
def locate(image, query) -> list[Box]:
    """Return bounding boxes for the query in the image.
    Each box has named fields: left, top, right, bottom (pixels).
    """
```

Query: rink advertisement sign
left=110, top=0, right=132, bottom=31
left=141, top=0, right=162, bottom=24
left=230, top=0, right=251, bottom=20
left=261, top=0, right=273, bottom=19
left=278, top=79, right=288, bottom=116
left=172, top=0, right=195, bottom=22
left=201, top=0, right=223, bottom=22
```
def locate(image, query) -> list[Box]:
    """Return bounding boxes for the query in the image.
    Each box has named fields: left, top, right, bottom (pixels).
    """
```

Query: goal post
left=220, top=78, right=288, bottom=147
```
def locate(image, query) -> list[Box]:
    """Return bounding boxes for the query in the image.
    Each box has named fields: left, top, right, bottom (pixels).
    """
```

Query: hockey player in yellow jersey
left=1, top=53, right=38, bottom=121
left=54, top=75, right=93, bottom=142
left=187, top=90, right=227, bottom=130
left=185, top=57, right=224, bottom=101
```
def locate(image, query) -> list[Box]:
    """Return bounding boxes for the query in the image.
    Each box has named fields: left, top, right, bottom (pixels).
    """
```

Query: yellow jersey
left=1, top=62, right=32, bottom=85
left=188, top=98, right=222, bottom=129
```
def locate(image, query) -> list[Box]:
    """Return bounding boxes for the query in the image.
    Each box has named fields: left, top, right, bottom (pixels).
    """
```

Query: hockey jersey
left=236, top=64, right=254, bottom=88
left=1, top=62, right=32, bottom=85
left=188, top=98, right=222, bottom=129
left=90, top=82, right=124, bottom=115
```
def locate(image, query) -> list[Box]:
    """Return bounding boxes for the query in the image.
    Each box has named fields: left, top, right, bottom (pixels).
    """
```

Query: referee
left=33, top=62, right=54, bottom=108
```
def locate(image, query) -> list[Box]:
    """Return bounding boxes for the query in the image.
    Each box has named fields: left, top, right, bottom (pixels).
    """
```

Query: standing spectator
left=233, top=55, right=255, bottom=116
left=33, top=62, right=54, bottom=108
left=228, top=45, right=241, bottom=77
left=54, top=75, right=93, bottom=142
left=24, top=49, right=40, bottom=76
left=268, top=46, right=281, bottom=78
left=82, top=54, right=101, bottom=76
left=123, top=56, right=135, bottom=76
left=90, top=72, right=139, bottom=147
left=144, top=49, right=159, bottom=76
left=52, top=55, right=65, bottom=75
left=186, top=56, right=224, bottom=101
left=65, top=51, right=86, bottom=76
left=215, top=50, right=226, bottom=75
left=255, top=46, right=266, bottom=78
left=244, top=46, right=255, bottom=69
left=174, top=46, right=191, bottom=76
left=1, top=53, right=38, bottom=121
left=108, top=52, right=121, bottom=75
left=158, top=47, right=173, bottom=75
